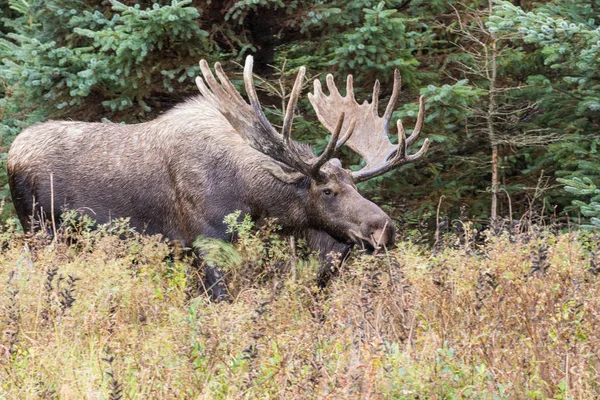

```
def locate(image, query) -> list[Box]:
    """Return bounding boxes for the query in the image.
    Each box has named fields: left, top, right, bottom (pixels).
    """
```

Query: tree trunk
left=491, top=144, right=499, bottom=221
left=488, top=11, right=499, bottom=221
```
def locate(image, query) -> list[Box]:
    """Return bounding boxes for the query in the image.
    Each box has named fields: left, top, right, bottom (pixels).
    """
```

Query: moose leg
left=317, top=244, right=352, bottom=288
left=184, top=252, right=231, bottom=303
left=202, top=264, right=230, bottom=302
left=305, top=229, right=353, bottom=288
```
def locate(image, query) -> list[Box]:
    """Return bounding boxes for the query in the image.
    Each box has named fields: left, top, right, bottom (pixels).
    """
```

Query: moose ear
left=262, top=162, right=306, bottom=184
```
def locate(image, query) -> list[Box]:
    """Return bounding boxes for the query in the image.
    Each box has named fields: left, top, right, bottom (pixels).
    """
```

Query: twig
left=433, top=195, right=446, bottom=253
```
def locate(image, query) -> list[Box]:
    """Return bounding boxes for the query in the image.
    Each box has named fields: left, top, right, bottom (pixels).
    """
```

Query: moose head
left=194, top=56, right=429, bottom=251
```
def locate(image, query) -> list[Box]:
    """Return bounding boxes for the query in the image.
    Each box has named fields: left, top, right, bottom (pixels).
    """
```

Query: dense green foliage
left=489, top=1, right=600, bottom=225
left=1, top=0, right=599, bottom=228
left=559, top=176, right=600, bottom=228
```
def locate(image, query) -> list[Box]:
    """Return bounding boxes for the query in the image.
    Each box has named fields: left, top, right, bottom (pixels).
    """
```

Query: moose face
left=305, top=162, right=395, bottom=251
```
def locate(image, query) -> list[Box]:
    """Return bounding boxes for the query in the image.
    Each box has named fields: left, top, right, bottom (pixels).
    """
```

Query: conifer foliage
left=1, top=0, right=600, bottom=227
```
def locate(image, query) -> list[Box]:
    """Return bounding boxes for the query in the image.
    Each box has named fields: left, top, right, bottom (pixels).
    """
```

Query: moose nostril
left=371, top=220, right=395, bottom=247
left=371, top=228, right=386, bottom=245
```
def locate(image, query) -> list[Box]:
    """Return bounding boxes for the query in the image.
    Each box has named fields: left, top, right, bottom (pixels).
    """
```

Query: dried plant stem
left=50, top=173, right=57, bottom=241
left=433, top=195, right=445, bottom=253
left=103, top=346, right=123, bottom=400
left=2, top=275, right=20, bottom=359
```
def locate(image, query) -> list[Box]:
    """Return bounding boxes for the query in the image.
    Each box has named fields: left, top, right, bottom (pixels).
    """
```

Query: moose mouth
left=347, top=230, right=386, bottom=254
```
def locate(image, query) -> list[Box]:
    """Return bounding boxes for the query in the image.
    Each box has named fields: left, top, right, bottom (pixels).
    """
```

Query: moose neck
left=239, top=166, right=309, bottom=234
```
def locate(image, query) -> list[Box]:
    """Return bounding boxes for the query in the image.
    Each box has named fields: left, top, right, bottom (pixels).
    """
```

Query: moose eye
left=322, top=189, right=334, bottom=197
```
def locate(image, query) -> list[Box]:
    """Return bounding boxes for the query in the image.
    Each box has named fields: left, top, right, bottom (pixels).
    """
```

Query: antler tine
left=406, top=138, right=430, bottom=162
left=395, top=119, right=407, bottom=161
left=310, top=113, right=348, bottom=175
left=336, top=119, right=357, bottom=150
left=243, top=56, right=279, bottom=136
left=406, top=96, right=425, bottom=147
left=371, top=80, right=380, bottom=115
left=199, top=59, right=229, bottom=102
left=346, top=75, right=355, bottom=102
left=312, top=79, right=323, bottom=98
left=214, top=61, right=246, bottom=105
left=382, top=70, right=401, bottom=125
left=196, top=60, right=221, bottom=104
left=282, top=66, right=306, bottom=144
left=326, top=74, right=341, bottom=98
left=195, top=75, right=216, bottom=103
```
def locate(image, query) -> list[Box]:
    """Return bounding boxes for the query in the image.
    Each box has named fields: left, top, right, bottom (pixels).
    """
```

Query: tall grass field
left=1, top=214, right=599, bottom=399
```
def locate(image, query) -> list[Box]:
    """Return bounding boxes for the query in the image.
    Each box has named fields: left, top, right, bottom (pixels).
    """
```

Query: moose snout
left=368, top=216, right=396, bottom=249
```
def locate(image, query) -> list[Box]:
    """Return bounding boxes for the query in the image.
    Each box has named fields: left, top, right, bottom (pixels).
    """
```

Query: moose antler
left=195, top=56, right=355, bottom=181
left=308, top=71, right=430, bottom=183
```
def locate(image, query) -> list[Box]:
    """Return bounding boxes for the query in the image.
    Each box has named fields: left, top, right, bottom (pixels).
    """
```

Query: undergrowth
left=0, top=213, right=599, bottom=399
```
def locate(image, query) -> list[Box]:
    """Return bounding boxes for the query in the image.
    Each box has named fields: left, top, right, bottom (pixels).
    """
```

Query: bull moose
left=7, top=56, right=429, bottom=301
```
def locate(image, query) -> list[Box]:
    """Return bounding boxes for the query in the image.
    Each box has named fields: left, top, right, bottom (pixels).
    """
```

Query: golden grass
left=1, top=222, right=599, bottom=399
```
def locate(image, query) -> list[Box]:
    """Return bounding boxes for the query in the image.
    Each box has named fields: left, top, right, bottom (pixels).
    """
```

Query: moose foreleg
left=202, top=264, right=230, bottom=302
left=305, top=229, right=353, bottom=288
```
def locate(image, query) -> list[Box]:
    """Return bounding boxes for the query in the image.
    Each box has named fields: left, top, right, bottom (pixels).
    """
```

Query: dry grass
left=0, top=217, right=599, bottom=399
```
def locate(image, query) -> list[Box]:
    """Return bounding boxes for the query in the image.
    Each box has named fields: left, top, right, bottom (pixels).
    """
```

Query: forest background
left=1, top=0, right=599, bottom=232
